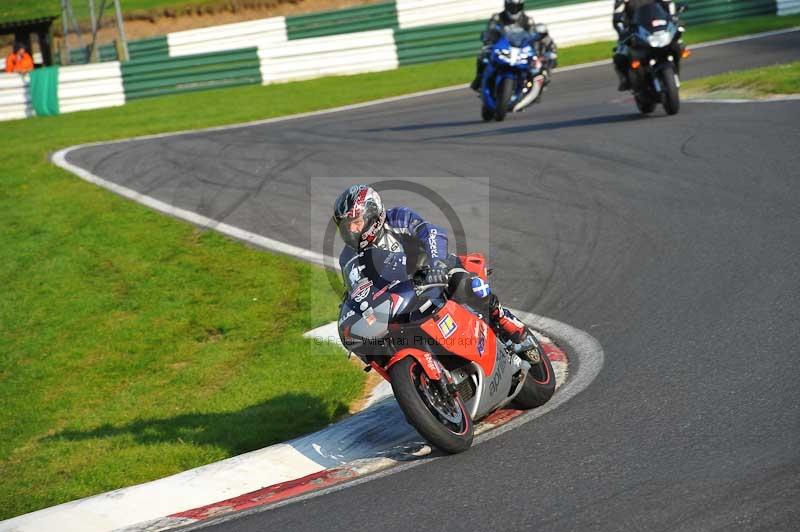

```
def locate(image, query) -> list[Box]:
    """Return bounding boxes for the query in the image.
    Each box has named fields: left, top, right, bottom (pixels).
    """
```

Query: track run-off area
left=50, top=30, right=800, bottom=532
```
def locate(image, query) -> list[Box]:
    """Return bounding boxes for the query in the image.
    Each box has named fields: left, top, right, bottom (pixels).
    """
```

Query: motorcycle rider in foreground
left=613, top=0, right=683, bottom=90
left=334, top=184, right=536, bottom=355
left=470, top=0, right=558, bottom=91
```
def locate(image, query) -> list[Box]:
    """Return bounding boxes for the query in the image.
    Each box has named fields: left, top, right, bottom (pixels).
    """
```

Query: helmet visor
left=337, top=215, right=366, bottom=248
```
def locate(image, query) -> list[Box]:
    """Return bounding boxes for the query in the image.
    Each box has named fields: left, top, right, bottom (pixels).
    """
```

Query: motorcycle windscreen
left=505, top=28, right=532, bottom=48
left=632, top=3, right=670, bottom=29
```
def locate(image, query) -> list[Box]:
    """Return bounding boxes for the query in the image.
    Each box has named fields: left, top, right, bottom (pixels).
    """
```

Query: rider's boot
left=616, top=70, right=631, bottom=92
left=490, top=304, right=541, bottom=360
left=613, top=48, right=631, bottom=91
left=490, top=304, right=527, bottom=345
left=471, top=57, right=485, bottom=92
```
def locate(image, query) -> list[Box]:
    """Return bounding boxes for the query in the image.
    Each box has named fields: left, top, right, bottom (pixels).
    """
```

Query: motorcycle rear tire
left=512, top=342, right=556, bottom=409
left=389, top=357, right=474, bottom=454
left=495, top=78, right=514, bottom=122
left=635, top=94, right=656, bottom=114
left=661, top=65, right=680, bottom=115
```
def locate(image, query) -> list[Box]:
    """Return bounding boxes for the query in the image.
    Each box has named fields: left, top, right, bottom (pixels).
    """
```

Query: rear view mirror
left=535, top=23, right=549, bottom=36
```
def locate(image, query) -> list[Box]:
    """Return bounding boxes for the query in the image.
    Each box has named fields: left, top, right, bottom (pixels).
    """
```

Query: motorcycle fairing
left=419, top=300, right=497, bottom=377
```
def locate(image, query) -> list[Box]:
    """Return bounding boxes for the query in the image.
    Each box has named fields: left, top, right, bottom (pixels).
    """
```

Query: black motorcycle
left=620, top=3, right=689, bottom=115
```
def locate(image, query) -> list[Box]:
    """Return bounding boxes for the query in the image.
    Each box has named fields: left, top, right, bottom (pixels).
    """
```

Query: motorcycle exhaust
left=512, top=75, right=544, bottom=112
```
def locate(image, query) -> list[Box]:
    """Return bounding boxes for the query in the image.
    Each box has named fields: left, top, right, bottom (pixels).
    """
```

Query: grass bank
left=683, top=60, right=800, bottom=99
left=1, top=13, right=798, bottom=522
left=0, top=106, right=362, bottom=519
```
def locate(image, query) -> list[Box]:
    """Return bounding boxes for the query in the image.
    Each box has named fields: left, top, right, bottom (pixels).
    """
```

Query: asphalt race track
left=66, top=31, right=800, bottom=531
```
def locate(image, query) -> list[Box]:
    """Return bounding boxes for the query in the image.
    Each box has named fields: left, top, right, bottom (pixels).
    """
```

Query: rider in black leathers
left=613, top=0, right=682, bottom=90
left=470, top=0, right=558, bottom=91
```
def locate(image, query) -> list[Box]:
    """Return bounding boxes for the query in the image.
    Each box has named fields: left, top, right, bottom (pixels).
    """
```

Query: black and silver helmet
left=333, top=184, right=386, bottom=249
left=504, top=0, right=525, bottom=20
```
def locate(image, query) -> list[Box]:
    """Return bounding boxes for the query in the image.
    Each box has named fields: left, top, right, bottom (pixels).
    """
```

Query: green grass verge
left=1, top=12, right=799, bottom=522
left=683, top=60, right=800, bottom=98
left=0, top=90, right=364, bottom=520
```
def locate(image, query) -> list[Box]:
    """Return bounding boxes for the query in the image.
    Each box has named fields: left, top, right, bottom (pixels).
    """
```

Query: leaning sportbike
left=480, top=26, right=549, bottom=122
left=338, top=249, right=556, bottom=453
left=621, top=2, right=689, bottom=115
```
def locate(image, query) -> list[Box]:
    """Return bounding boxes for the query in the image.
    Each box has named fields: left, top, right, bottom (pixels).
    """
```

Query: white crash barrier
left=396, top=0, right=497, bottom=29
left=58, top=62, right=125, bottom=114
left=168, top=17, right=288, bottom=57
left=535, top=1, right=616, bottom=46
left=259, top=29, right=399, bottom=84
left=396, top=0, right=615, bottom=46
left=0, top=73, right=33, bottom=121
left=777, top=0, right=800, bottom=15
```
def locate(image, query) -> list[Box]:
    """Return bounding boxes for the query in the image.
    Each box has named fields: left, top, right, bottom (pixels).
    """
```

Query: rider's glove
left=424, top=260, right=450, bottom=285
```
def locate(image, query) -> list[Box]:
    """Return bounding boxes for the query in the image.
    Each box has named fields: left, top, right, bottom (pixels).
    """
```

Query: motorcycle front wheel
left=481, top=104, right=493, bottom=122
left=494, top=77, right=514, bottom=122
left=390, top=356, right=474, bottom=454
left=661, top=65, right=680, bottom=115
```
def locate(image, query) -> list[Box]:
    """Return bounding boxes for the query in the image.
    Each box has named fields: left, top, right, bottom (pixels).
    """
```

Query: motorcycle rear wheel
left=494, top=78, right=514, bottom=122
left=390, top=357, right=474, bottom=454
left=635, top=94, right=656, bottom=114
left=512, top=340, right=556, bottom=409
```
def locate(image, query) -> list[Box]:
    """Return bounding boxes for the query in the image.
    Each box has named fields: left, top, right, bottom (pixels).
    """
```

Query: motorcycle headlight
left=648, top=30, right=673, bottom=48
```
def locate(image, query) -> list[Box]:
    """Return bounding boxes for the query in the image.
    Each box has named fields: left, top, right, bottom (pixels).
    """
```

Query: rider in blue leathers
left=334, top=184, right=533, bottom=350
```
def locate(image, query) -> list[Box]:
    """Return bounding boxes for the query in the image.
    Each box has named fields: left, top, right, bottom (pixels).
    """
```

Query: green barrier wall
left=99, top=43, right=119, bottom=62
left=121, top=47, right=261, bottom=100
left=67, top=43, right=119, bottom=64
left=683, top=0, right=777, bottom=25
left=395, top=20, right=484, bottom=66
left=128, top=36, right=170, bottom=61
left=286, top=1, right=398, bottom=40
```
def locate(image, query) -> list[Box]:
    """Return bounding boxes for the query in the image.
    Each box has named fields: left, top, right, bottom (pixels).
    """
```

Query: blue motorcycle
left=480, top=27, right=547, bottom=122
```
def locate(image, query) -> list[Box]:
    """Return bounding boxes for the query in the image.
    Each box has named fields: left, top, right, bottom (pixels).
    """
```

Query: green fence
left=683, top=0, right=777, bottom=25
left=66, top=42, right=119, bottom=64
left=286, top=1, right=398, bottom=40
left=395, top=20, right=484, bottom=66
left=128, top=36, right=170, bottom=61
left=121, top=47, right=261, bottom=100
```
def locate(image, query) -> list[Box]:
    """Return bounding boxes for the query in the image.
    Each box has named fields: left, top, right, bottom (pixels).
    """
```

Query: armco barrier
left=395, top=0, right=590, bottom=30
left=259, top=29, right=398, bottom=83
left=128, top=36, right=170, bottom=61
left=167, top=17, right=287, bottom=57
left=0, top=74, right=33, bottom=121
left=683, top=0, right=777, bottom=25
left=395, top=20, right=484, bottom=65
left=286, top=2, right=398, bottom=40
left=396, top=0, right=496, bottom=29
left=778, top=0, right=800, bottom=14
left=58, top=62, right=125, bottom=114
left=67, top=43, right=119, bottom=64
left=122, top=47, right=262, bottom=100
left=395, top=0, right=615, bottom=66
